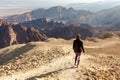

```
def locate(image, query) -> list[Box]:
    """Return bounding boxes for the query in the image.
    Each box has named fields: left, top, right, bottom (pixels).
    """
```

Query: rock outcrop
left=44, top=24, right=93, bottom=39
left=20, top=18, right=94, bottom=39
left=0, top=20, right=47, bottom=48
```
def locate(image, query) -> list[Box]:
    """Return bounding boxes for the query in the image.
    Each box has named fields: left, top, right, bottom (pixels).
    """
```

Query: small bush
left=114, top=32, right=120, bottom=37
left=86, top=37, right=98, bottom=42
left=99, top=32, right=114, bottom=39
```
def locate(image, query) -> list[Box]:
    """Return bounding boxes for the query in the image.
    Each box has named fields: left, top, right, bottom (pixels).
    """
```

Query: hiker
left=73, top=34, right=85, bottom=68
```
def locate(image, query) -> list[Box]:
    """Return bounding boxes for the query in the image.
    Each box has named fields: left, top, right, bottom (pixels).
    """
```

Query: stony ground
left=0, top=37, right=120, bottom=80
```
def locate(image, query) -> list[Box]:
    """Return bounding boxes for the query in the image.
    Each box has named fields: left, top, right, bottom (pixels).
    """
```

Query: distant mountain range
left=2, top=5, right=120, bottom=29
left=1, top=5, right=120, bottom=47
left=3, top=6, right=92, bottom=24
left=85, top=6, right=120, bottom=28
left=67, top=0, right=120, bottom=12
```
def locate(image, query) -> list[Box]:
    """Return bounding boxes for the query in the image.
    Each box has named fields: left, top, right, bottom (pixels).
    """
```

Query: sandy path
left=0, top=52, right=92, bottom=80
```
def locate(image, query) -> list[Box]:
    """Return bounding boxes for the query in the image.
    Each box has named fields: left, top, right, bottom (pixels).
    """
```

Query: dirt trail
left=0, top=52, right=93, bottom=80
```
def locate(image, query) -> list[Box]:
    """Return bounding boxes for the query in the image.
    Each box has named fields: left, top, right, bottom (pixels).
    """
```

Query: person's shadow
left=0, top=43, right=35, bottom=65
left=26, top=66, right=76, bottom=80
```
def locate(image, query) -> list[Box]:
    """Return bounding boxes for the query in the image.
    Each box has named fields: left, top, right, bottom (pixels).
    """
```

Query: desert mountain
left=3, top=5, right=120, bottom=30
left=0, top=20, right=47, bottom=48
left=85, top=6, right=120, bottom=27
left=0, top=19, right=94, bottom=48
left=3, top=6, right=92, bottom=24
left=43, top=24, right=93, bottom=39
left=20, top=18, right=64, bottom=29
left=20, top=18, right=94, bottom=39
left=67, top=0, right=120, bottom=12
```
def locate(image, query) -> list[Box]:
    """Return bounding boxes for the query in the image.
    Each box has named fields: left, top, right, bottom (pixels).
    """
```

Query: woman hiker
left=73, top=34, right=85, bottom=68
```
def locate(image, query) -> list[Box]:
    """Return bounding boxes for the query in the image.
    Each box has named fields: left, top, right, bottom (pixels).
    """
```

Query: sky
left=0, top=0, right=105, bottom=9
left=0, top=0, right=118, bottom=17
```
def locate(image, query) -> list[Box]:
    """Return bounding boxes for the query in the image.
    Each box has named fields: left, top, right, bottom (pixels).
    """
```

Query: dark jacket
left=73, top=39, right=85, bottom=53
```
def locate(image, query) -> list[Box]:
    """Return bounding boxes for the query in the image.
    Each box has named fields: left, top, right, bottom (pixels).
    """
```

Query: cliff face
left=0, top=20, right=47, bottom=48
left=20, top=18, right=64, bottom=29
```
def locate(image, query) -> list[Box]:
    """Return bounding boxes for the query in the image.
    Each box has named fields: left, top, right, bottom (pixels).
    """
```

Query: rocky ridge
left=0, top=20, right=47, bottom=48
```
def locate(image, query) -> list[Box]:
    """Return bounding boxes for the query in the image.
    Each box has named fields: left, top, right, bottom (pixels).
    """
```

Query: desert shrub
left=99, top=32, right=114, bottom=39
left=86, top=37, right=98, bottom=42
left=114, top=32, right=120, bottom=37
